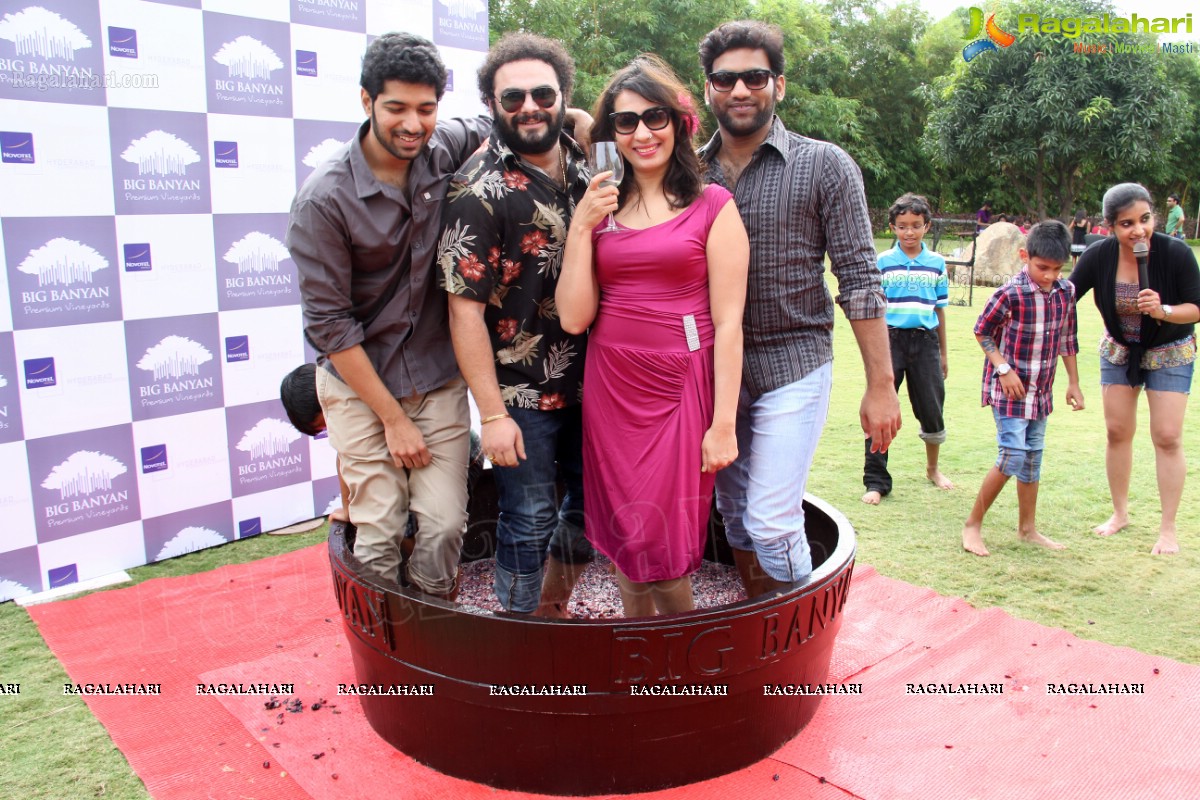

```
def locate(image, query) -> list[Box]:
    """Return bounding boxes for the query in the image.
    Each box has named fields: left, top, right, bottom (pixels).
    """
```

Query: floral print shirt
left=439, top=130, right=589, bottom=409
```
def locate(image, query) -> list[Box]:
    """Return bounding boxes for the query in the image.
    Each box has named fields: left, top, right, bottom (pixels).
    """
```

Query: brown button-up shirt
left=288, top=116, right=490, bottom=397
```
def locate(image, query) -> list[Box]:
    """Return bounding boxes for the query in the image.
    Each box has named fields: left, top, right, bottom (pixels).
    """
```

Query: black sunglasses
left=608, top=106, right=672, bottom=136
left=707, top=69, right=775, bottom=92
left=496, top=85, right=558, bottom=113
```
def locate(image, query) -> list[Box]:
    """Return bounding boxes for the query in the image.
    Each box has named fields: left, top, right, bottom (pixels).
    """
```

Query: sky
left=901, top=0, right=1197, bottom=42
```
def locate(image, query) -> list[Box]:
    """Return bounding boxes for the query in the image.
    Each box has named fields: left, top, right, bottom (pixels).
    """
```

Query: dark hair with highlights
left=360, top=32, right=447, bottom=101
left=477, top=32, right=574, bottom=107
left=699, top=20, right=785, bottom=76
left=1024, top=220, right=1071, bottom=263
left=589, top=54, right=703, bottom=211
left=889, top=193, right=932, bottom=225
left=280, top=364, right=323, bottom=437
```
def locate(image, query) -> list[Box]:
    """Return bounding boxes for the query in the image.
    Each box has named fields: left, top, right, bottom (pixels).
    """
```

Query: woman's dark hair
left=1102, top=182, right=1153, bottom=225
left=360, top=32, right=447, bottom=101
left=476, top=32, right=574, bottom=107
left=1073, top=209, right=1086, bottom=224
left=698, top=20, right=785, bottom=76
left=589, top=54, right=703, bottom=211
left=280, top=363, right=323, bottom=437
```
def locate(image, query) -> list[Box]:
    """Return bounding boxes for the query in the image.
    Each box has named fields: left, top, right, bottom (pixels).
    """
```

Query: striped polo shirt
left=877, top=242, right=948, bottom=330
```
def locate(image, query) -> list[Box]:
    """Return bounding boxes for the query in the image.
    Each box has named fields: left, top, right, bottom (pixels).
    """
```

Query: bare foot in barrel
left=861, top=490, right=883, bottom=506
left=1019, top=530, right=1066, bottom=550
left=928, top=469, right=954, bottom=490
left=1093, top=514, right=1128, bottom=537
left=1151, top=530, right=1180, bottom=555
left=962, top=523, right=989, bottom=556
left=533, top=601, right=571, bottom=619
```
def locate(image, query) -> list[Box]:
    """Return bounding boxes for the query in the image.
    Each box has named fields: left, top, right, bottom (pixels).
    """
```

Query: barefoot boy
left=961, top=221, right=1085, bottom=556
left=863, top=193, right=952, bottom=504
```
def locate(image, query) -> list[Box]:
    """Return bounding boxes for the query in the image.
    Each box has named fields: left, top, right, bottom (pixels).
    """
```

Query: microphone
left=1134, top=241, right=1150, bottom=293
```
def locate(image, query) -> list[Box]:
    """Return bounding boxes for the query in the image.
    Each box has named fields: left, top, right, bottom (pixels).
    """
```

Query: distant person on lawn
left=1165, top=193, right=1186, bottom=240
left=862, top=193, right=952, bottom=505
left=961, top=221, right=1085, bottom=557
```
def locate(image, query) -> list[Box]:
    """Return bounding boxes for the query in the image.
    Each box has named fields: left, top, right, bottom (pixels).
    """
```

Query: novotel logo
left=123, top=243, right=152, bottom=272
left=108, top=27, right=138, bottom=59
left=48, top=564, right=78, bottom=589
left=295, top=50, right=317, bottom=77
left=225, top=335, right=249, bottom=362
left=140, top=444, right=169, bottom=473
left=24, top=357, right=57, bottom=389
left=1, top=132, right=35, bottom=164
left=214, top=141, right=239, bottom=169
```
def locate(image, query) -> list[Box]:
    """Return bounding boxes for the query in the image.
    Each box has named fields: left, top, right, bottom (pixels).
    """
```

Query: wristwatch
left=1162, top=304, right=1174, bottom=320
left=995, top=362, right=1012, bottom=376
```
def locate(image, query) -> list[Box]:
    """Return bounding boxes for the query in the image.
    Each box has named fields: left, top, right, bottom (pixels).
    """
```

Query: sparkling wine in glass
left=590, top=142, right=624, bottom=233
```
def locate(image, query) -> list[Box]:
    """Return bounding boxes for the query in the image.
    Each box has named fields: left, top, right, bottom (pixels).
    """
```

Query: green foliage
left=924, top=0, right=1189, bottom=219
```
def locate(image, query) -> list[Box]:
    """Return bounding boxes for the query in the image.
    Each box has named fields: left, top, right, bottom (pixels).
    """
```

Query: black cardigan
left=1070, top=232, right=1200, bottom=384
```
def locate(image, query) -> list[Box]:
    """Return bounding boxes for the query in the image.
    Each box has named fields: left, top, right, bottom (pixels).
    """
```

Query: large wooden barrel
left=328, top=483, right=855, bottom=795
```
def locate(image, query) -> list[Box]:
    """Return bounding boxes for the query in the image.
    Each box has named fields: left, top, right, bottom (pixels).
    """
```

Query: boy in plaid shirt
left=962, top=221, right=1085, bottom=556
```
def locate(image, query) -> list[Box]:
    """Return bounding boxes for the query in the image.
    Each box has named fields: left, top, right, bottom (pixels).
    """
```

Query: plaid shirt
left=974, top=270, right=1078, bottom=419
left=700, top=117, right=885, bottom=397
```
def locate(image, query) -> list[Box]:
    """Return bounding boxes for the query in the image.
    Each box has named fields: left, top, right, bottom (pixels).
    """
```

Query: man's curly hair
left=360, top=32, right=447, bottom=101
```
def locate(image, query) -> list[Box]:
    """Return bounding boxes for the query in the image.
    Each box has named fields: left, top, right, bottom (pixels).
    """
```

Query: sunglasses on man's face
left=496, top=85, right=558, bottom=113
left=707, top=69, right=775, bottom=92
left=608, top=106, right=672, bottom=136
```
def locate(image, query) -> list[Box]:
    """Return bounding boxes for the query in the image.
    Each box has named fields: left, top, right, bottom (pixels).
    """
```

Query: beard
left=494, top=105, right=566, bottom=156
left=712, top=95, right=775, bottom=139
left=370, top=107, right=424, bottom=161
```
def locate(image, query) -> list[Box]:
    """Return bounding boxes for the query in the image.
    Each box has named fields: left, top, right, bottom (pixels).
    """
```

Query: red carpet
left=27, top=544, right=1200, bottom=799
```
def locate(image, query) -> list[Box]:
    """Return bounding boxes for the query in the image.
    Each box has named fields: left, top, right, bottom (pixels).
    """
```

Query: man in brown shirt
left=289, top=33, right=491, bottom=598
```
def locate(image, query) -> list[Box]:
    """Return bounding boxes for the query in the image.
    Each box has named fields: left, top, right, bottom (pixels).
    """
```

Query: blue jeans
left=715, top=363, right=833, bottom=583
left=992, top=408, right=1046, bottom=483
left=864, top=327, right=947, bottom=495
left=492, top=405, right=593, bottom=613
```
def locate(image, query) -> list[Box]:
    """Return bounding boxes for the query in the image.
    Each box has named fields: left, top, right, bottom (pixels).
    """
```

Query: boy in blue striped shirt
left=863, top=193, right=953, bottom=504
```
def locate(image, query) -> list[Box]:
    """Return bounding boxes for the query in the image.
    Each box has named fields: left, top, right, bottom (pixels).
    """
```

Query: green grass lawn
left=2, top=246, right=1198, bottom=798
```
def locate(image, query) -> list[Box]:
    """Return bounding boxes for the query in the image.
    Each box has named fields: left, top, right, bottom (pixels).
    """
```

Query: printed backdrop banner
left=0, top=0, right=488, bottom=600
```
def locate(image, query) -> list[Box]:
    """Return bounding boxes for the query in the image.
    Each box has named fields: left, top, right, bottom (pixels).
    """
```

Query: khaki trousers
left=317, top=368, right=469, bottom=594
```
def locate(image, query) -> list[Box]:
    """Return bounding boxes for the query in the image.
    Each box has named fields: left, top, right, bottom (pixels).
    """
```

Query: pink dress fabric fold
left=584, top=183, right=732, bottom=582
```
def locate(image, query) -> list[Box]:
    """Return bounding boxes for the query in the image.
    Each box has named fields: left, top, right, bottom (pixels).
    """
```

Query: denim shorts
left=1100, top=356, right=1194, bottom=394
left=992, top=409, right=1046, bottom=483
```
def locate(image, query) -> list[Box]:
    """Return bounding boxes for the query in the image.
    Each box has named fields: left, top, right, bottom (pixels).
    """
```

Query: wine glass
left=589, top=142, right=624, bottom=233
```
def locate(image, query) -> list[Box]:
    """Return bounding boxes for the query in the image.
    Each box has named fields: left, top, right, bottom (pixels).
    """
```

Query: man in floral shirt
left=441, top=33, right=593, bottom=616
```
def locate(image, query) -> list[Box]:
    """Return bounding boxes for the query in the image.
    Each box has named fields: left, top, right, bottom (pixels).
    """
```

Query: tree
left=923, top=0, right=1187, bottom=219
left=488, top=0, right=748, bottom=114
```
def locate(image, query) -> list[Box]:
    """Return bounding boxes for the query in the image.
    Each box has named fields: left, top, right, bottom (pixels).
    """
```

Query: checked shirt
left=974, top=270, right=1079, bottom=419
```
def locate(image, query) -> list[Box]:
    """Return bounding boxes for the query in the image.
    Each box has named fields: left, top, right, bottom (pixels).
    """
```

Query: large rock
left=964, top=221, right=1027, bottom=287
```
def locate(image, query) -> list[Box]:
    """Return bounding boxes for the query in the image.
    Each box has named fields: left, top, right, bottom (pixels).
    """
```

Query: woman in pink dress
left=557, top=55, right=749, bottom=616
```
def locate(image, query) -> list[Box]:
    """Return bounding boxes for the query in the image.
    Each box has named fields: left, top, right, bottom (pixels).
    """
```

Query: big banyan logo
left=0, top=6, right=92, bottom=61
left=964, top=8, right=1016, bottom=61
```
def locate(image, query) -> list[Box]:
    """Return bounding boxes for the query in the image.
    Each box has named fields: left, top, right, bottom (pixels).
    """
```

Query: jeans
left=492, top=405, right=593, bottom=613
left=864, top=327, right=947, bottom=494
left=715, top=362, right=832, bottom=583
left=992, top=408, right=1046, bottom=483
